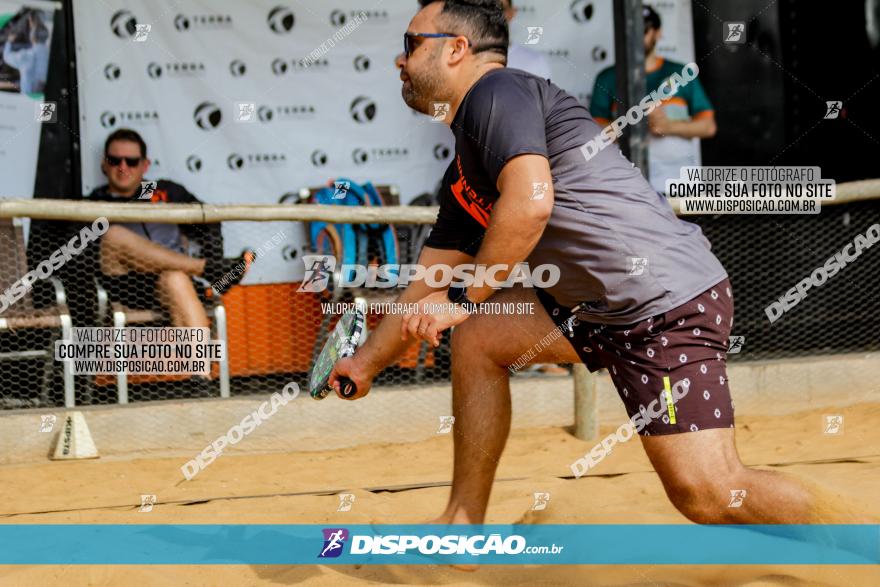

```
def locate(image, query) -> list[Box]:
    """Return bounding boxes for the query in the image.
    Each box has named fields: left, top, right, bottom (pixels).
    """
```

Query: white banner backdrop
left=73, top=0, right=695, bottom=284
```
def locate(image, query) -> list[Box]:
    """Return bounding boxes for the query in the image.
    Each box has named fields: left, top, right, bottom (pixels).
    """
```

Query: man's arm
left=649, top=75, right=717, bottom=139
left=397, top=154, right=554, bottom=346
left=466, top=154, right=554, bottom=303
left=648, top=107, right=717, bottom=139
left=330, top=245, right=473, bottom=398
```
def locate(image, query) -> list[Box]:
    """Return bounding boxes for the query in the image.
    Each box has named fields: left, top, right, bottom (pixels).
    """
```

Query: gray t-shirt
left=425, top=68, right=727, bottom=325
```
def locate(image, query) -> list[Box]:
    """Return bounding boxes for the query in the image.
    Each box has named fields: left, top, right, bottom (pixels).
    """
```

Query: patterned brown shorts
left=536, top=279, right=735, bottom=436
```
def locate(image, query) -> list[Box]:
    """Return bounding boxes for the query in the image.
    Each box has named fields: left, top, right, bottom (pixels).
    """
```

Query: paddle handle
left=338, top=376, right=357, bottom=398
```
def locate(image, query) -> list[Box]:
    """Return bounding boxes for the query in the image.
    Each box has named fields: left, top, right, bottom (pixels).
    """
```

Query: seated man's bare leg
left=434, top=287, right=580, bottom=525
left=642, top=429, right=871, bottom=523
left=100, top=225, right=205, bottom=276
left=156, top=270, right=209, bottom=328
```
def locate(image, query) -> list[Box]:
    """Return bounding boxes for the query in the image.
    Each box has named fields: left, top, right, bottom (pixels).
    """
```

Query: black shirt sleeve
left=425, top=71, right=550, bottom=257
left=456, top=71, right=549, bottom=185
left=160, top=179, right=200, bottom=204
left=423, top=164, right=483, bottom=256
left=161, top=180, right=226, bottom=261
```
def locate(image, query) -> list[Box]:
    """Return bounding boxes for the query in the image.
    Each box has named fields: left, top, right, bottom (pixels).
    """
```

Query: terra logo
left=319, top=528, right=349, bottom=558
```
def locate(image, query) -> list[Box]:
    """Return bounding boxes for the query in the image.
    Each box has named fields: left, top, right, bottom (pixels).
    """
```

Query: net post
left=59, top=314, right=75, bottom=408
left=113, top=309, right=128, bottom=405
left=573, top=363, right=598, bottom=440
left=214, top=305, right=231, bottom=398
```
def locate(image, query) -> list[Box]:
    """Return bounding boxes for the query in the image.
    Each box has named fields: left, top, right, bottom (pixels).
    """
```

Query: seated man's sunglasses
left=105, top=155, right=143, bottom=167
left=403, top=32, right=506, bottom=58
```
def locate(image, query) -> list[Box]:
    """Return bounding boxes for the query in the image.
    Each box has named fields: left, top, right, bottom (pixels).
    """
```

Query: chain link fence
left=1, top=205, right=454, bottom=410
left=0, top=190, right=878, bottom=461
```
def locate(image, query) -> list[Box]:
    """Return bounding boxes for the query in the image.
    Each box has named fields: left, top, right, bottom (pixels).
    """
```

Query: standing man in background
left=590, top=5, right=717, bottom=194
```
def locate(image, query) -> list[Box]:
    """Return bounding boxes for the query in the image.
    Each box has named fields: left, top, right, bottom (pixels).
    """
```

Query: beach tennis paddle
left=309, top=308, right=366, bottom=400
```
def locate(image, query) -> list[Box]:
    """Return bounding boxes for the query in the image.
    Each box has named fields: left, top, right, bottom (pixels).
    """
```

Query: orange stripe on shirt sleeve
left=693, top=110, right=715, bottom=120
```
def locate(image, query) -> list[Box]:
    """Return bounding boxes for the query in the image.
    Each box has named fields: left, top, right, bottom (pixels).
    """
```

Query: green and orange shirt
left=590, top=58, right=715, bottom=193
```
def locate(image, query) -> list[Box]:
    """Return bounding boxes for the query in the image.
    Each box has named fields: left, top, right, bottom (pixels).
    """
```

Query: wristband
left=447, top=286, right=478, bottom=314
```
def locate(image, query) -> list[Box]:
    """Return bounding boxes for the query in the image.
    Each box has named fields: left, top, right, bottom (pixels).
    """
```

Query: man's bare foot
left=424, top=510, right=480, bottom=572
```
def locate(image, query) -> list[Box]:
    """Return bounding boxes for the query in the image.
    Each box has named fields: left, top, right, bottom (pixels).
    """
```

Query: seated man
left=89, top=128, right=252, bottom=328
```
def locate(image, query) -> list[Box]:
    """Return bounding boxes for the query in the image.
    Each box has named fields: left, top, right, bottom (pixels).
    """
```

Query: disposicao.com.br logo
left=297, top=255, right=560, bottom=292
left=317, top=528, right=563, bottom=558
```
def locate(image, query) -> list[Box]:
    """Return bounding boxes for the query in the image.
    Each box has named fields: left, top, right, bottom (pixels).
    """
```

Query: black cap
left=643, top=5, right=661, bottom=30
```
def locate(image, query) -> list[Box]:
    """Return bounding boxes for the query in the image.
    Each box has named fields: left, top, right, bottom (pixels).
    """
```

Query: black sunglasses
left=403, top=32, right=506, bottom=58
left=105, top=155, right=142, bottom=167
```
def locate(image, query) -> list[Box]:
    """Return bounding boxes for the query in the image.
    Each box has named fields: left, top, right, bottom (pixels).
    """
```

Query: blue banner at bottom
left=0, top=524, right=877, bottom=565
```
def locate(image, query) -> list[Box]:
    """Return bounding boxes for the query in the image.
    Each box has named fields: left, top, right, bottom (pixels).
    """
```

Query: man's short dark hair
left=104, top=128, right=147, bottom=158
left=643, top=5, right=661, bottom=31
left=421, top=0, right=509, bottom=61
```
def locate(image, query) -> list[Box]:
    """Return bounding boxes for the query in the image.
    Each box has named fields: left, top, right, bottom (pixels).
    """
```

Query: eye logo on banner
left=329, top=10, right=346, bottom=26
left=175, top=15, right=190, bottom=31
left=271, top=59, right=288, bottom=76
left=352, top=149, right=369, bottom=165
left=570, top=0, right=594, bottom=23
left=104, top=63, right=121, bottom=81
left=228, top=153, right=244, bottom=170
left=229, top=60, right=247, bottom=77
left=100, top=112, right=116, bottom=128
left=193, top=102, right=222, bottom=130
left=433, top=144, right=451, bottom=160
left=349, top=96, right=376, bottom=123
left=110, top=10, right=138, bottom=38
left=311, top=150, right=328, bottom=167
left=592, top=46, right=608, bottom=62
left=186, top=155, right=202, bottom=173
left=353, top=55, right=370, bottom=72
left=267, top=6, right=295, bottom=33
left=147, top=62, right=162, bottom=79
left=278, top=192, right=298, bottom=205
left=257, top=106, right=274, bottom=123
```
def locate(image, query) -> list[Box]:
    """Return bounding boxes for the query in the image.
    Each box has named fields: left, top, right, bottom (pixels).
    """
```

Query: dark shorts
left=103, top=273, right=159, bottom=310
left=536, top=279, right=735, bottom=435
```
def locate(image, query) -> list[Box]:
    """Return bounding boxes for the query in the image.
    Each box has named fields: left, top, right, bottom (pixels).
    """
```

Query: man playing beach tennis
left=330, top=0, right=857, bottom=526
